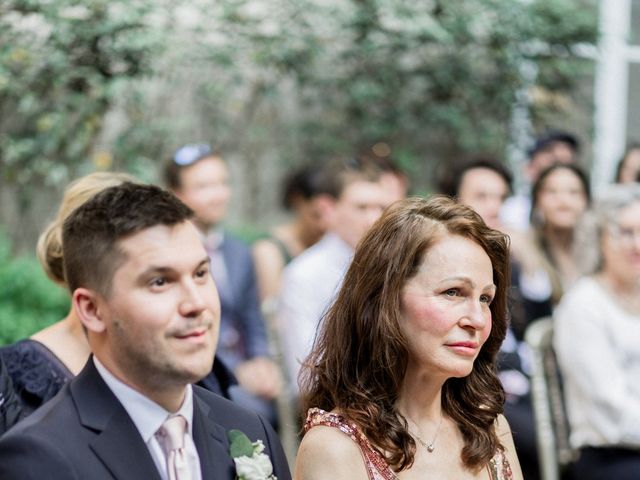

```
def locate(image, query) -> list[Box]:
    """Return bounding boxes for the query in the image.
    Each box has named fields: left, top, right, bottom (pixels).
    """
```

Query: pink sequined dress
left=304, top=408, right=514, bottom=480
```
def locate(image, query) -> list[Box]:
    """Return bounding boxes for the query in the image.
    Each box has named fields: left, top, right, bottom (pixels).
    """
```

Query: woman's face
left=602, top=201, right=640, bottom=283
left=399, top=234, right=495, bottom=380
left=619, top=149, right=640, bottom=184
left=535, top=168, right=588, bottom=230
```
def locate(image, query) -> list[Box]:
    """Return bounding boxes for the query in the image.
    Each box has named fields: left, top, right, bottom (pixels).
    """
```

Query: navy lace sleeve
left=0, top=340, right=73, bottom=416
left=0, top=356, right=22, bottom=435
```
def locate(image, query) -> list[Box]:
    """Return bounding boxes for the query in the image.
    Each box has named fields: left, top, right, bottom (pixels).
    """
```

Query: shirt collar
left=93, top=357, right=194, bottom=443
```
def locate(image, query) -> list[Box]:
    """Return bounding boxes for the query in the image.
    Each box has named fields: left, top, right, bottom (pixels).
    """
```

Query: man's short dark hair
left=62, top=182, right=193, bottom=296
left=437, top=156, right=513, bottom=198
left=527, top=130, right=579, bottom=160
left=281, top=163, right=325, bottom=210
left=314, top=156, right=382, bottom=200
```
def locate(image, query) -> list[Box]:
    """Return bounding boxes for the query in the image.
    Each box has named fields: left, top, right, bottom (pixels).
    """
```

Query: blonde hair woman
left=0, top=172, right=135, bottom=414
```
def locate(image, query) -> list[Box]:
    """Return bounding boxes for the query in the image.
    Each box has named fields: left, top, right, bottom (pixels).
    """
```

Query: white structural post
left=592, top=0, right=632, bottom=194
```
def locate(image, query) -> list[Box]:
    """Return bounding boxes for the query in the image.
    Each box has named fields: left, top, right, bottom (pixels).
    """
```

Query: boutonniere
left=228, top=429, right=277, bottom=480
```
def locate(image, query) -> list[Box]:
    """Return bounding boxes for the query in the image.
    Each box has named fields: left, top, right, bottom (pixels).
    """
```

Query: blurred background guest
left=0, top=172, right=136, bottom=415
left=614, top=143, right=640, bottom=184
left=278, top=157, right=387, bottom=394
left=554, top=184, right=640, bottom=480
left=296, top=196, right=522, bottom=479
left=437, top=156, right=513, bottom=231
left=502, top=130, right=581, bottom=232
left=510, top=163, right=591, bottom=334
left=165, top=143, right=281, bottom=425
left=253, top=163, right=327, bottom=316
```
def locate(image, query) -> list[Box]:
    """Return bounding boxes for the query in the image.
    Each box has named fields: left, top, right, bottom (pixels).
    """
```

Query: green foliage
left=0, top=231, right=69, bottom=345
left=0, top=0, right=599, bottom=238
left=0, top=0, right=168, bottom=187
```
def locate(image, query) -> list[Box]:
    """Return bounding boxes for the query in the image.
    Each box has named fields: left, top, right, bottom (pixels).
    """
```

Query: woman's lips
left=445, top=341, right=479, bottom=356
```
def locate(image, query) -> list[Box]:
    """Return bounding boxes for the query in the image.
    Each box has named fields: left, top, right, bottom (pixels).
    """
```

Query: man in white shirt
left=0, top=183, right=291, bottom=480
left=278, top=158, right=390, bottom=388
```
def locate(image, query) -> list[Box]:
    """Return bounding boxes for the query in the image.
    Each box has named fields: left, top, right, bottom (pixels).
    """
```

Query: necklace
left=409, top=414, right=444, bottom=453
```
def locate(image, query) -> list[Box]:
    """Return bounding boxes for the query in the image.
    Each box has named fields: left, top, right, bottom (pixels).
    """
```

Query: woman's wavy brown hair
left=299, top=195, right=510, bottom=473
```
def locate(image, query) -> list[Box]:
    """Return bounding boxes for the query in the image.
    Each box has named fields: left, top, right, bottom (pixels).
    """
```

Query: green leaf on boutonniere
left=228, top=429, right=255, bottom=458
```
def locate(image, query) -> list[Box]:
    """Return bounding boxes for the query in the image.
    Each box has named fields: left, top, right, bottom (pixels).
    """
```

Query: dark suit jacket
left=0, top=359, right=291, bottom=480
left=216, top=233, right=270, bottom=369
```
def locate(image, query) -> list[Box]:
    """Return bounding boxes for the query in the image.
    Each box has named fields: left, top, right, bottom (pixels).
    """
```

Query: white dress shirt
left=93, top=358, right=203, bottom=480
left=278, top=233, right=354, bottom=389
left=554, top=276, right=640, bottom=449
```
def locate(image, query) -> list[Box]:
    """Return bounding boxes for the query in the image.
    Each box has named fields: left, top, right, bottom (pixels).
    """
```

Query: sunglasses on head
left=173, top=143, right=213, bottom=166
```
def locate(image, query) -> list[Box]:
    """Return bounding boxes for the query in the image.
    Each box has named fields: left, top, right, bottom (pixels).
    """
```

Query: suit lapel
left=192, top=390, right=237, bottom=478
left=70, top=359, right=162, bottom=480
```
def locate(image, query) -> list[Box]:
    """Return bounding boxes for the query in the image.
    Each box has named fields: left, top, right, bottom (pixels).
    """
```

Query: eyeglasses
left=608, top=223, right=640, bottom=245
left=173, top=143, right=212, bottom=166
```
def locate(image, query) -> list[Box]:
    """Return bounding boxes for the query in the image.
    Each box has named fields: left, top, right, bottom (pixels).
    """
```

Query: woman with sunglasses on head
left=554, top=184, right=640, bottom=479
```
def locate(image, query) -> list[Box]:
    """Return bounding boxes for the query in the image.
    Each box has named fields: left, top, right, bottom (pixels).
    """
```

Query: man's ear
left=73, top=288, right=106, bottom=334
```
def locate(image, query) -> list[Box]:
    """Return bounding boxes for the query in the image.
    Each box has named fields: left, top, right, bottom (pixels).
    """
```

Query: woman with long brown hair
left=295, top=196, right=522, bottom=479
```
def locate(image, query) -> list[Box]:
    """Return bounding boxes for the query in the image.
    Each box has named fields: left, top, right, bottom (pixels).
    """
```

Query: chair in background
left=525, top=317, right=576, bottom=480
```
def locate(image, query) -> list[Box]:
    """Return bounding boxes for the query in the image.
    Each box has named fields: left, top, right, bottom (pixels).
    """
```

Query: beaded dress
left=304, top=408, right=514, bottom=480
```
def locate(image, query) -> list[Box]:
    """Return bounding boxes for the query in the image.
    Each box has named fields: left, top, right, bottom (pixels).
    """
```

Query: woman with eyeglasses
left=554, top=184, right=640, bottom=479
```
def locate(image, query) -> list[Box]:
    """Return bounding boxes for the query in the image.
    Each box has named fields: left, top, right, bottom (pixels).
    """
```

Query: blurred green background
left=0, top=0, right=597, bottom=343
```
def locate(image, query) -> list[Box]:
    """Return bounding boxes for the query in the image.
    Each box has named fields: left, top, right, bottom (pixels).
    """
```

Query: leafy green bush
left=0, top=231, right=69, bottom=346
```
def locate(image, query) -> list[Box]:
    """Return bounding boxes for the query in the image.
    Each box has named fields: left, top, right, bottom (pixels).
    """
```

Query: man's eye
left=195, top=268, right=209, bottom=278
left=444, top=289, right=458, bottom=297
left=151, top=278, right=167, bottom=287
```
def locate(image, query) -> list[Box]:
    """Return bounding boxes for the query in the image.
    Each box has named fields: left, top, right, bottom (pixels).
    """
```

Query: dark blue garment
left=0, top=340, right=72, bottom=417
left=572, top=447, right=640, bottom=480
left=0, top=356, right=22, bottom=436
left=214, top=233, right=271, bottom=369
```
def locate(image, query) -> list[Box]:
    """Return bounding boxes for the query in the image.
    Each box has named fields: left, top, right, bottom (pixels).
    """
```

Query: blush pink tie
left=156, top=415, right=193, bottom=480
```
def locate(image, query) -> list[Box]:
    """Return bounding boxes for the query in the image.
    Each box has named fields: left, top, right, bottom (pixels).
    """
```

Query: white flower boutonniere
left=228, top=429, right=277, bottom=480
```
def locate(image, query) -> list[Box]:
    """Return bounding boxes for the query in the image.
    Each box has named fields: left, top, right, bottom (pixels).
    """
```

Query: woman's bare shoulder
left=494, top=415, right=525, bottom=480
left=294, top=425, right=369, bottom=480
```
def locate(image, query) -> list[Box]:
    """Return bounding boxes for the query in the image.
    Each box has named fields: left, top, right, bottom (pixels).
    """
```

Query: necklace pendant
left=426, top=443, right=435, bottom=453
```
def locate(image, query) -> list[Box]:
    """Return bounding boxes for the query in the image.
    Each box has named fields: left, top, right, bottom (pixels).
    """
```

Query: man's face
left=332, top=180, right=388, bottom=248
left=174, top=156, right=231, bottom=231
left=457, top=167, right=510, bottom=230
left=94, top=221, right=220, bottom=395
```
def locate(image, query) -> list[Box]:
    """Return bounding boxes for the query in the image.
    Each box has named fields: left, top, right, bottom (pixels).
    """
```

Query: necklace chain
left=409, top=414, right=444, bottom=453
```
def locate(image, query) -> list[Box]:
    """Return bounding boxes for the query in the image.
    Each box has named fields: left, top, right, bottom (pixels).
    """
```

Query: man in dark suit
left=165, top=144, right=280, bottom=424
left=0, top=183, right=290, bottom=479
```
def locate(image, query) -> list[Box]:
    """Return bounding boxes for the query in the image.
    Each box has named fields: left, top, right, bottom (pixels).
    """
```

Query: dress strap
left=304, top=408, right=397, bottom=480
left=487, top=449, right=514, bottom=480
